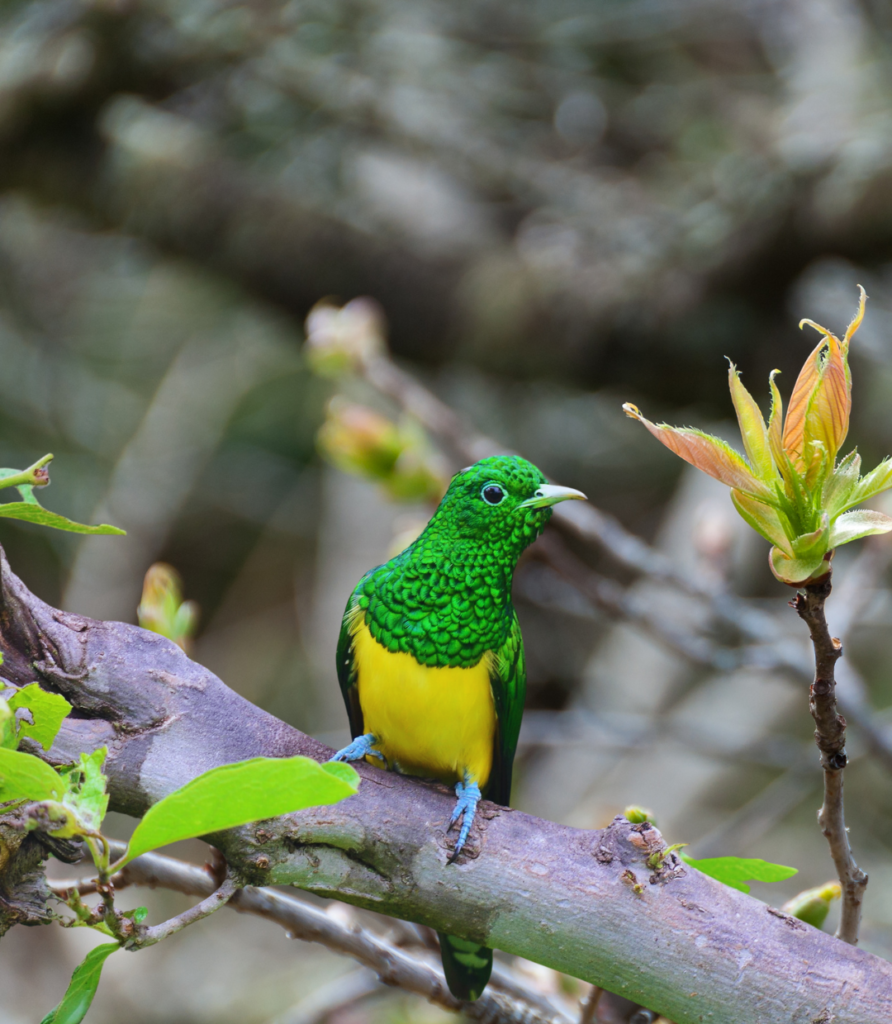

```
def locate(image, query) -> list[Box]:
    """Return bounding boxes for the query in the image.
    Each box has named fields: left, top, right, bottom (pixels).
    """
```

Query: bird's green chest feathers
left=356, top=545, right=514, bottom=667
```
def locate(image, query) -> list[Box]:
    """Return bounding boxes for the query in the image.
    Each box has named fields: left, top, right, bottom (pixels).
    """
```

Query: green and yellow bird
left=331, top=455, right=586, bottom=1001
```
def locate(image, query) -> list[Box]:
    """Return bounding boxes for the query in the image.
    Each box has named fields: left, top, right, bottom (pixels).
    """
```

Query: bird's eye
left=482, top=484, right=505, bottom=505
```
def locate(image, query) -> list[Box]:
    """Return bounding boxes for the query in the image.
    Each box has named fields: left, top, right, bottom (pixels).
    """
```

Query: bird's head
left=424, top=456, right=586, bottom=559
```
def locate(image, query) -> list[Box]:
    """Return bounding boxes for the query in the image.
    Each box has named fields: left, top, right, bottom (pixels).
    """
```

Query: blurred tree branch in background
left=4, top=0, right=892, bottom=384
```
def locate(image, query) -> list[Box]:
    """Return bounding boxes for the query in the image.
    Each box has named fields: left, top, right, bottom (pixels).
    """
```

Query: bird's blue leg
left=329, top=733, right=384, bottom=763
left=448, top=770, right=481, bottom=861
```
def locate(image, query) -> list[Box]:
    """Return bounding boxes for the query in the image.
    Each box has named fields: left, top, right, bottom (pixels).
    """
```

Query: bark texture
left=1, top=549, right=891, bottom=1024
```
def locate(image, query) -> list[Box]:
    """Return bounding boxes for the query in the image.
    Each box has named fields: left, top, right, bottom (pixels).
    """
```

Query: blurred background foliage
left=4, top=0, right=892, bottom=1022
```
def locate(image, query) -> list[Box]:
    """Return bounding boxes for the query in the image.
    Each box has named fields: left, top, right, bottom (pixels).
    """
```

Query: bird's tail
left=438, top=932, right=493, bottom=1001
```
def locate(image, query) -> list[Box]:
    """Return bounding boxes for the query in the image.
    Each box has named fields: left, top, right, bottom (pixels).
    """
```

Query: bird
left=330, top=455, right=586, bottom=1001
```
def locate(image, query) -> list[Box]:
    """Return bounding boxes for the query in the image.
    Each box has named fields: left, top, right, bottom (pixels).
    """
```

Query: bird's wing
left=486, top=608, right=526, bottom=806
left=336, top=590, right=366, bottom=740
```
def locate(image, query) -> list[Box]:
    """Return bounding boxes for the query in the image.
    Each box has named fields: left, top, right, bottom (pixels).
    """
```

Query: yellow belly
left=351, top=614, right=495, bottom=787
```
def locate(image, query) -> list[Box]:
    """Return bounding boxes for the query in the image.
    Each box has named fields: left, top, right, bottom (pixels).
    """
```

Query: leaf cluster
left=624, top=288, right=892, bottom=584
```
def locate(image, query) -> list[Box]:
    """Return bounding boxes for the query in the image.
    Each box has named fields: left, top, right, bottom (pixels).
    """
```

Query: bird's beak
left=517, top=484, right=588, bottom=509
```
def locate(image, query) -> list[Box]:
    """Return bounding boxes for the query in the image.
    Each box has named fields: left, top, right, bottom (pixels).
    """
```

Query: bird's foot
left=448, top=774, right=481, bottom=862
left=329, top=733, right=384, bottom=764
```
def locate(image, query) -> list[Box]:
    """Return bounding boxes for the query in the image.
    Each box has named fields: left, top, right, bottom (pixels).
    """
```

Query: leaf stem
left=0, top=454, right=53, bottom=494
left=85, top=831, right=111, bottom=879
left=793, top=573, right=868, bottom=944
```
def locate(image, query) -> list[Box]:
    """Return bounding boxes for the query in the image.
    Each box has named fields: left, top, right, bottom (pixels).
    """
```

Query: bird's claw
left=329, top=733, right=384, bottom=763
left=448, top=776, right=481, bottom=861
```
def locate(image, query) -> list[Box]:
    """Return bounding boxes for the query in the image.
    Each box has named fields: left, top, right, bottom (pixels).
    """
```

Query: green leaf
left=769, top=544, right=828, bottom=586
left=137, top=564, right=198, bottom=649
left=13, top=483, right=41, bottom=505
left=7, top=684, right=72, bottom=750
left=681, top=854, right=798, bottom=894
left=623, top=805, right=655, bottom=825
left=0, top=502, right=124, bottom=536
left=790, top=511, right=830, bottom=557
left=852, top=457, right=892, bottom=506
left=822, top=450, right=861, bottom=517
left=120, top=756, right=360, bottom=866
left=318, top=760, right=361, bottom=785
left=727, top=363, right=775, bottom=482
left=731, top=490, right=792, bottom=554
left=0, top=746, right=65, bottom=802
left=828, top=509, right=892, bottom=548
left=40, top=942, right=119, bottom=1024
left=782, top=882, right=841, bottom=929
left=59, top=748, right=109, bottom=833
left=0, top=697, right=16, bottom=750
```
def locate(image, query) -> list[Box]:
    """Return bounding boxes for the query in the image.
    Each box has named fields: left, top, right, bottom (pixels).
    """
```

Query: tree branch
left=59, top=846, right=570, bottom=1024
left=794, top=576, right=869, bottom=945
left=2, top=549, right=892, bottom=1023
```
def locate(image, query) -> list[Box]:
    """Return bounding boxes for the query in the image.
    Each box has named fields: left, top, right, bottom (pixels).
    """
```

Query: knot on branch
left=0, top=815, right=54, bottom=936
left=823, top=747, right=848, bottom=771
left=592, top=817, right=686, bottom=886
left=810, top=696, right=848, bottom=769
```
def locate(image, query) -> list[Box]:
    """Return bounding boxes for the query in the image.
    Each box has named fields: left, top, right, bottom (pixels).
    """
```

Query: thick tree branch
left=794, top=576, right=869, bottom=945
left=2, top=549, right=892, bottom=1023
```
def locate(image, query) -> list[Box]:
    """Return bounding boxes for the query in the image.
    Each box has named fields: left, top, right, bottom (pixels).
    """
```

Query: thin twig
left=522, top=540, right=742, bottom=672
left=50, top=873, right=128, bottom=898
left=579, top=986, right=602, bottom=1024
left=127, top=875, right=239, bottom=949
left=793, top=574, right=869, bottom=944
left=53, top=863, right=237, bottom=947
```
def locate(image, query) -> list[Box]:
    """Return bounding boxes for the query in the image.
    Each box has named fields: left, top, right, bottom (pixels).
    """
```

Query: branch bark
left=793, top=575, right=869, bottom=944
left=2, top=548, right=891, bottom=1023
